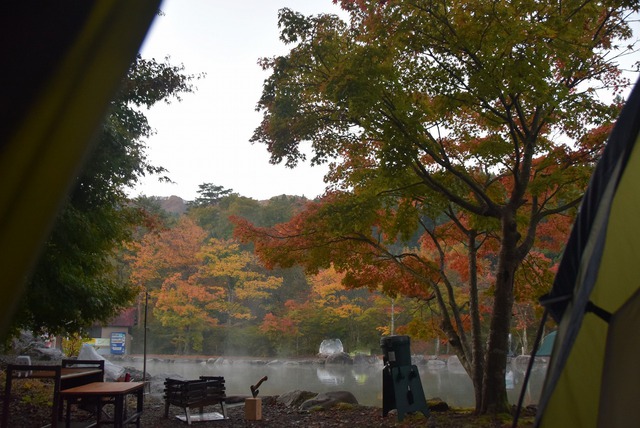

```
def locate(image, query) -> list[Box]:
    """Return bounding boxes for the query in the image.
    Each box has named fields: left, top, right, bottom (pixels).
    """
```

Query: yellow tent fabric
left=537, top=80, right=640, bottom=427
left=598, top=288, right=640, bottom=426
left=0, top=1, right=161, bottom=337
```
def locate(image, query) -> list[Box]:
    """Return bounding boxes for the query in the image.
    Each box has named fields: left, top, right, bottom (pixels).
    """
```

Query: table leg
left=97, top=397, right=103, bottom=426
left=2, top=369, right=12, bottom=428
left=114, top=395, right=124, bottom=428
left=136, top=389, right=143, bottom=428
left=53, top=371, right=62, bottom=428
left=65, top=398, right=71, bottom=428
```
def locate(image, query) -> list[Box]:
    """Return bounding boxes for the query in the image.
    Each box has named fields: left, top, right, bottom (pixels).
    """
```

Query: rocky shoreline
left=109, top=351, right=450, bottom=366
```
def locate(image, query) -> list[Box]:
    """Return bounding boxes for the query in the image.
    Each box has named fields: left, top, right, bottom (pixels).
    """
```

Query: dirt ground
left=2, top=389, right=535, bottom=428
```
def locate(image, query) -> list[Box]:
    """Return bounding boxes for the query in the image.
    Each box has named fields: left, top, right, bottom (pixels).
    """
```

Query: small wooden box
left=245, top=397, right=262, bottom=420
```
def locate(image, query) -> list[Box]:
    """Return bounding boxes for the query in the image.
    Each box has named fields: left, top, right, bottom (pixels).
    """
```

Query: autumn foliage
left=245, top=0, right=636, bottom=414
left=120, top=191, right=446, bottom=357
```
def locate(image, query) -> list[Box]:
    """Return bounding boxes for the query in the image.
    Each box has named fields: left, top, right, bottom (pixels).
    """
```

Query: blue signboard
left=110, top=332, right=126, bottom=355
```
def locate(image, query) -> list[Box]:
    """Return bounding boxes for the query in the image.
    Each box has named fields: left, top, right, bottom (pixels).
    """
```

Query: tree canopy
left=189, top=183, right=236, bottom=208
left=240, top=0, right=638, bottom=414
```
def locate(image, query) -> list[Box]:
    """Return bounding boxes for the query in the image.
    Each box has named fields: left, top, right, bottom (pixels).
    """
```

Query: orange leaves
left=233, top=197, right=359, bottom=275
left=234, top=194, right=441, bottom=301
left=196, top=237, right=283, bottom=320
left=309, top=267, right=364, bottom=318
left=153, top=274, right=218, bottom=326
left=231, top=214, right=307, bottom=271
left=260, top=313, right=299, bottom=337
left=129, top=216, right=284, bottom=350
left=234, top=276, right=283, bottom=301
left=128, top=217, right=207, bottom=288
left=514, top=250, right=556, bottom=302
left=198, top=239, right=252, bottom=280
left=151, top=274, right=220, bottom=353
left=309, top=268, right=345, bottom=301
left=535, top=215, right=574, bottom=253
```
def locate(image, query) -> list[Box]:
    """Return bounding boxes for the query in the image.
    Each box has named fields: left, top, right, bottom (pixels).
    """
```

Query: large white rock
left=318, top=338, right=343, bottom=355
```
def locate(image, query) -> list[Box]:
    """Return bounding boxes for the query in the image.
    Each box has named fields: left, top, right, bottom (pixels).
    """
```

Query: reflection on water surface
left=123, top=357, right=547, bottom=408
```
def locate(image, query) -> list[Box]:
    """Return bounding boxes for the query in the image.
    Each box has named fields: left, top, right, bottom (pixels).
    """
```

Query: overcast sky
left=131, top=2, right=639, bottom=202
left=130, top=0, right=345, bottom=202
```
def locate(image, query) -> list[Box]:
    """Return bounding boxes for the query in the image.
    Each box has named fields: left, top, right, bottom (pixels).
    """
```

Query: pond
left=121, top=355, right=548, bottom=408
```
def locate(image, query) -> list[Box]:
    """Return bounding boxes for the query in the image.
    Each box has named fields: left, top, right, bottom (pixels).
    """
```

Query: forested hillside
left=123, top=186, right=444, bottom=357
left=119, top=183, right=550, bottom=359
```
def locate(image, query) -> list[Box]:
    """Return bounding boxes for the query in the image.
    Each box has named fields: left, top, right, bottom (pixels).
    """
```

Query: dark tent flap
left=0, top=1, right=161, bottom=336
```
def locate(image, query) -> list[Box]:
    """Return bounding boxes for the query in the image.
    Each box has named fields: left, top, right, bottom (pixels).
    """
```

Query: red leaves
left=260, top=313, right=299, bottom=336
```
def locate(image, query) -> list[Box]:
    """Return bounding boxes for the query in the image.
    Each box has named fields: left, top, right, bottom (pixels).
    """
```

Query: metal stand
left=382, top=364, right=430, bottom=421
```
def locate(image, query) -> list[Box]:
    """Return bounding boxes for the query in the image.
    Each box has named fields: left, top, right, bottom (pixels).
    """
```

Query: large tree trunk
left=480, top=212, right=519, bottom=414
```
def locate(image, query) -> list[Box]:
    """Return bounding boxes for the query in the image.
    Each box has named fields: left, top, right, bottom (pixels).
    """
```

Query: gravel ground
left=3, top=391, right=429, bottom=428
left=2, top=389, right=535, bottom=428
left=145, top=394, right=418, bottom=427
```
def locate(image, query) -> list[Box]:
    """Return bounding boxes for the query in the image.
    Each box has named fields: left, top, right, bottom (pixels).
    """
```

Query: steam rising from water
left=122, top=358, right=547, bottom=407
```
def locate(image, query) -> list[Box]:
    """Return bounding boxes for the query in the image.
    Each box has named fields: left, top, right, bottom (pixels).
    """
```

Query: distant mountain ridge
left=153, top=193, right=309, bottom=216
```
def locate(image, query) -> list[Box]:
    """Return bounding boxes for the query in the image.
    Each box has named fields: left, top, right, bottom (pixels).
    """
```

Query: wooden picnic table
left=59, top=382, right=144, bottom=428
left=2, top=360, right=105, bottom=428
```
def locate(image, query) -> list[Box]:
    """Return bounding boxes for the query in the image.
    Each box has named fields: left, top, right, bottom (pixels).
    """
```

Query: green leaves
left=12, top=56, right=199, bottom=337
left=277, top=8, right=315, bottom=44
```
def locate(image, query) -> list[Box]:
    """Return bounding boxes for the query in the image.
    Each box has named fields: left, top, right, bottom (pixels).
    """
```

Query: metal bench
left=164, top=376, right=227, bottom=425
